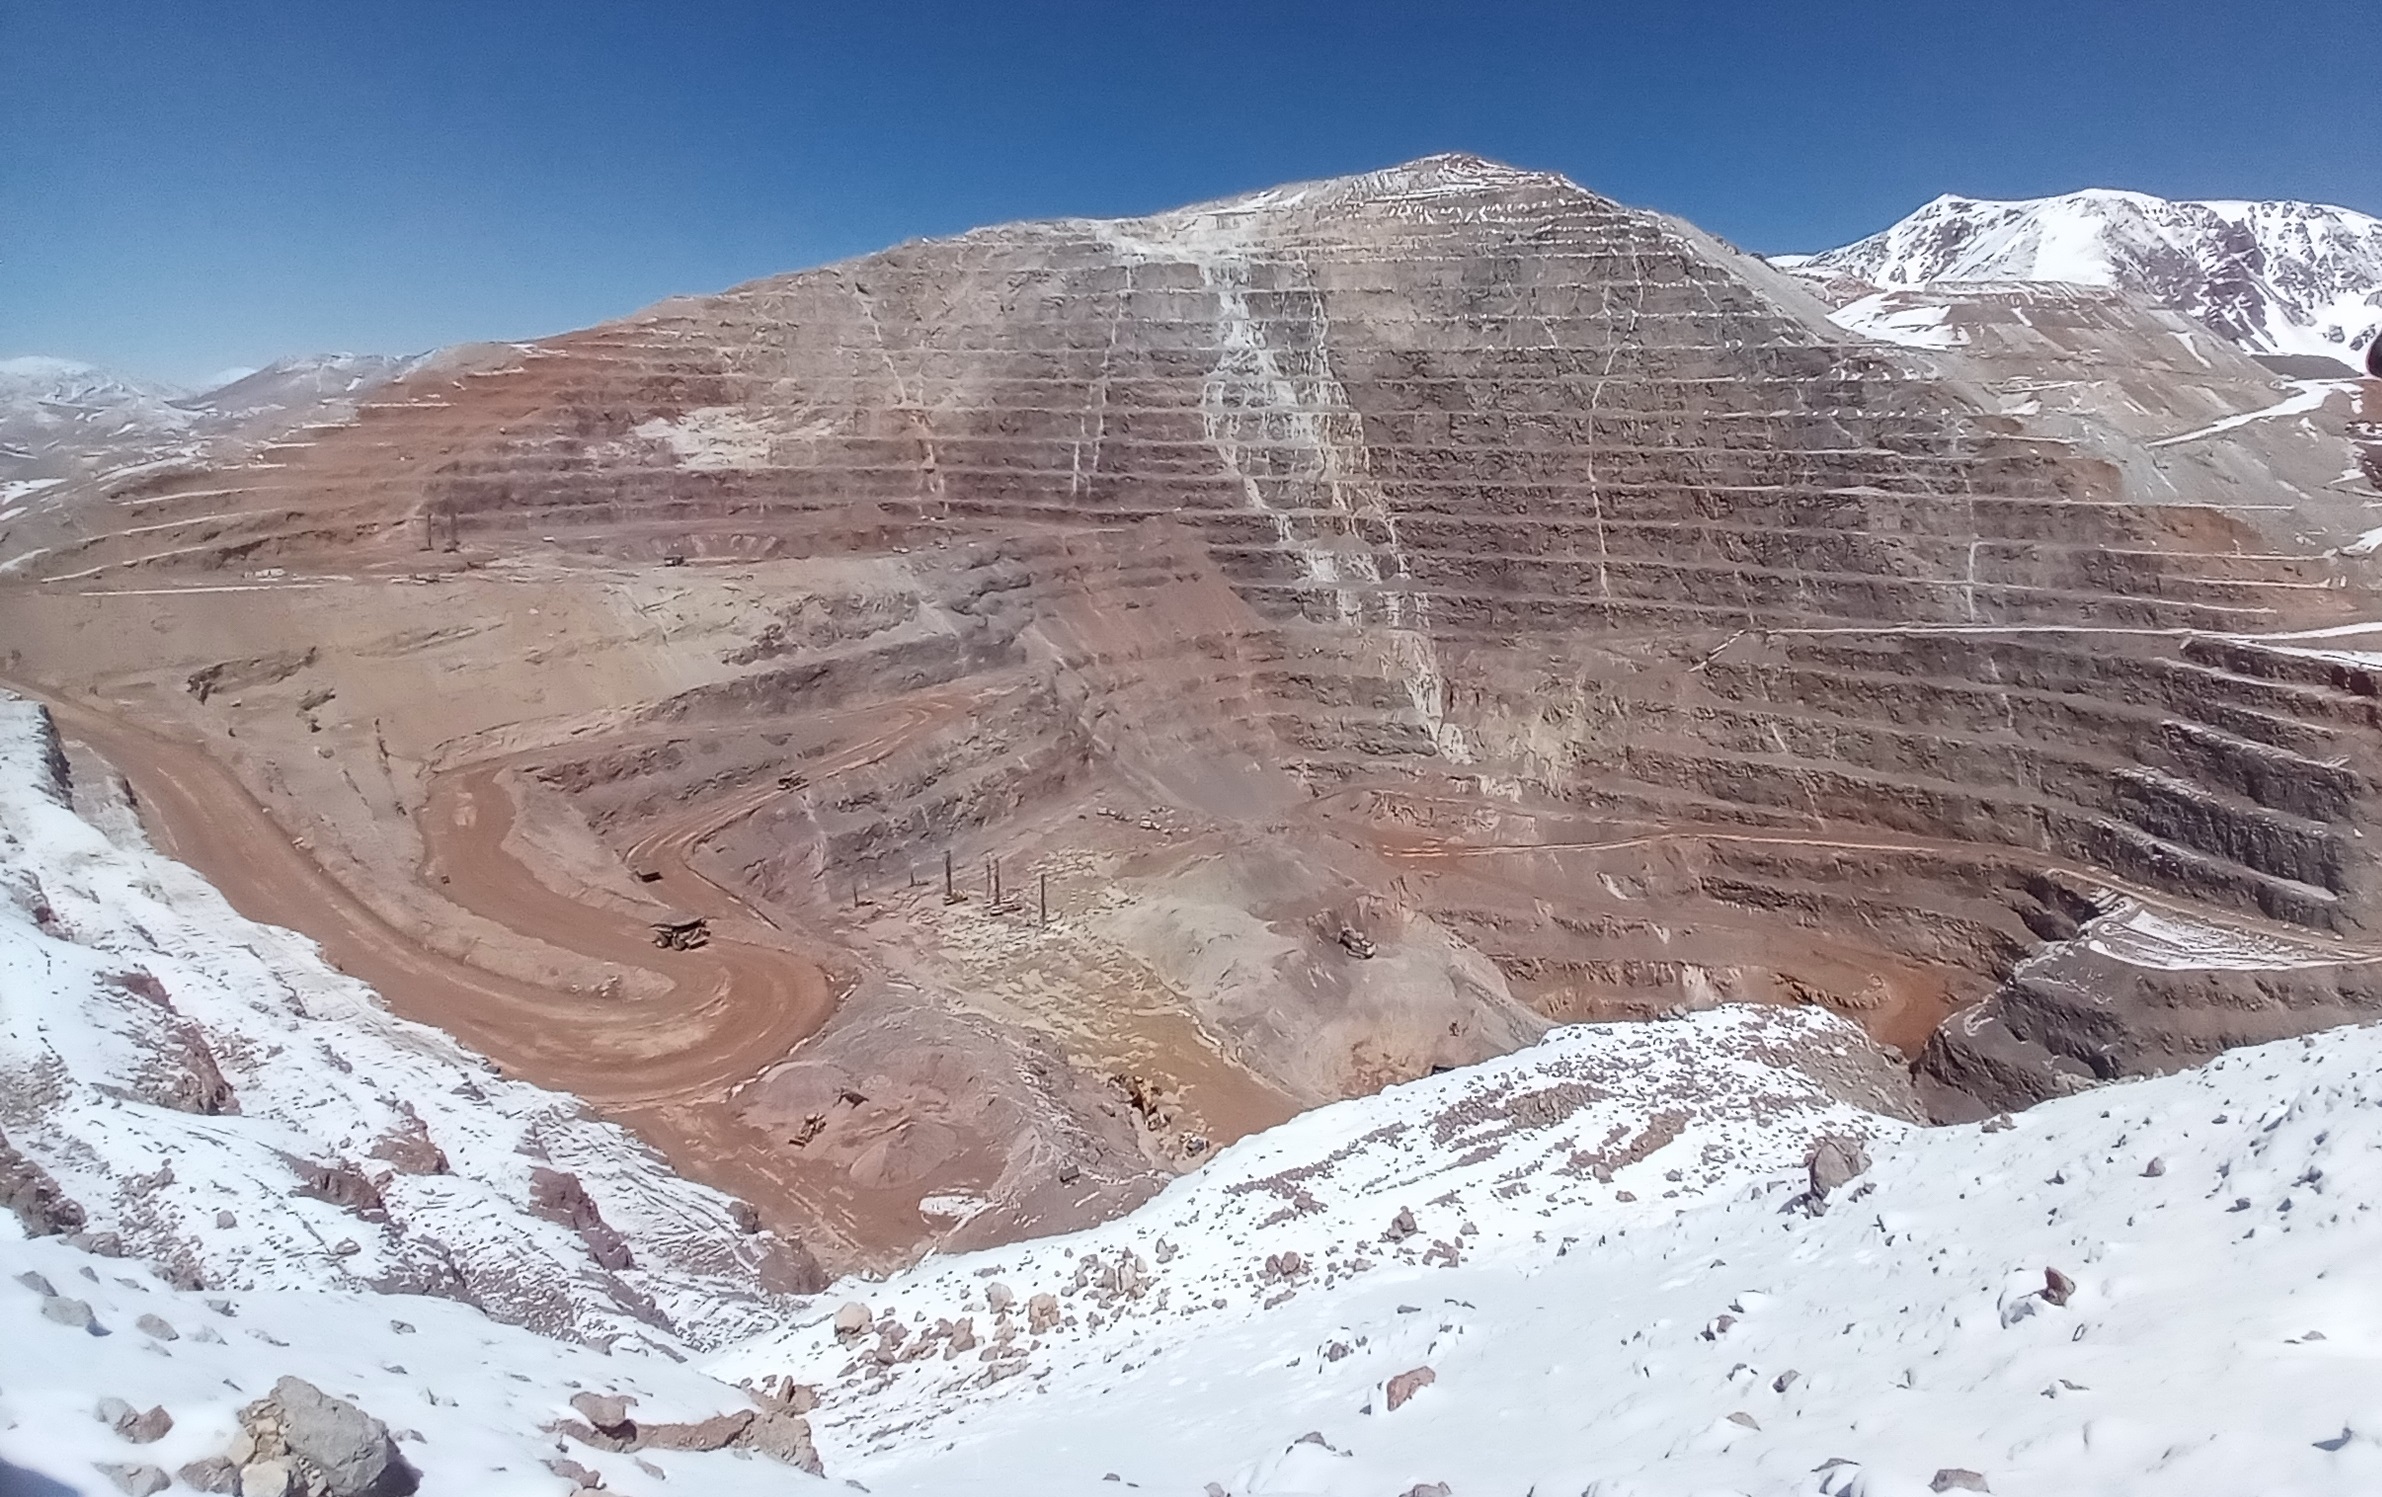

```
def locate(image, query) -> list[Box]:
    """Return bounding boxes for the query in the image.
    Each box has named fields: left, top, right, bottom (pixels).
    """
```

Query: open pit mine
left=7, top=154, right=2382, bottom=1277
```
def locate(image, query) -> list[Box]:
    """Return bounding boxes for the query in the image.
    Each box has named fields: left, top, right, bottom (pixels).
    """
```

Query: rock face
left=0, top=1126, right=86, bottom=1237
left=8, top=154, right=2382, bottom=1265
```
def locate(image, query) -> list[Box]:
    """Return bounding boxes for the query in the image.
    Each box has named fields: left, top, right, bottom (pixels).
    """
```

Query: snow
left=0, top=693, right=828, bottom=1493
left=714, top=1015, right=2382, bottom=1496
left=12, top=633, right=2382, bottom=1492
left=2148, top=380, right=2358, bottom=448
left=1786, top=189, right=2382, bottom=364
left=1829, top=292, right=1967, bottom=350
left=1, top=1240, right=821, bottom=1497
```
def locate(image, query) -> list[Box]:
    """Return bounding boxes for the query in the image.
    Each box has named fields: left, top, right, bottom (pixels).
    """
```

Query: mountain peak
left=1787, top=186, right=2382, bottom=363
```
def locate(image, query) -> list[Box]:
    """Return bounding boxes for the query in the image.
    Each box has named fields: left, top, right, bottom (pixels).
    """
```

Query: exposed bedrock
left=1919, top=945, right=2382, bottom=1122
left=9, top=155, right=2382, bottom=1255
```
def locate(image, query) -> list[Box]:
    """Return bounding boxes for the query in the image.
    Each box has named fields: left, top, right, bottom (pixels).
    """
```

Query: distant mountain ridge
left=0, top=350, right=432, bottom=493
left=1781, top=188, right=2382, bottom=368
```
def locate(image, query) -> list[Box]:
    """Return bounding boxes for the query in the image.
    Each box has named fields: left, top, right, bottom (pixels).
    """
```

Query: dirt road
left=11, top=681, right=977, bottom=1255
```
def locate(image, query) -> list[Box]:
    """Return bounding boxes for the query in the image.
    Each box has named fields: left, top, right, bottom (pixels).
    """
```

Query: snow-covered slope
left=13, top=673, right=2382, bottom=1494
left=0, top=358, right=198, bottom=487
left=717, top=1010, right=2382, bottom=1494
left=0, top=690, right=831, bottom=1491
left=1789, top=189, right=2382, bottom=366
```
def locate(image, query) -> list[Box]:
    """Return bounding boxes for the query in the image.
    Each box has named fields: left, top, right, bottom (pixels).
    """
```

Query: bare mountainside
left=5, top=154, right=2382, bottom=1274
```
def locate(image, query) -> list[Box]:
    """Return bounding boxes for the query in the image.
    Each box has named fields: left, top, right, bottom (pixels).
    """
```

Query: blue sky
left=5, top=0, right=2377, bottom=386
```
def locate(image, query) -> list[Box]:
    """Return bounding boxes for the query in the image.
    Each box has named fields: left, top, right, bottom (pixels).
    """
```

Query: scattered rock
left=1263, top=1251, right=1306, bottom=1281
left=1807, top=1135, right=1870, bottom=1200
left=289, top=1159, right=388, bottom=1221
left=16, top=1270, right=56, bottom=1296
left=1931, top=1471, right=1990, bottom=1494
left=68, top=1229, right=126, bottom=1257
left=1385, top=1365, right=1436, bottom=1411
left=136, top=1313, right=179, bottom=1340
left=1773, top=1369, right=1801, bottom=1393
left=1384, top=1206, right=1419, bottom=1242
left=833, top=1301, right=873, bottom=1341
left=984, top=1281, right=1014, bottom=1314
left=1402, top=1486, right=1452, bottom=1497
left=177, top=1456, right=241, bottom=1493
left=1727, top=1411, right=1760, bottom=1429
left=218, top=1210, right=240, bottom=1229
left=123, top=1405, right=174, bottom=1443
left=2042, top=1268, right=2076, bottom=1307
left=2141, top=1158, right=2165, bottom=1177
left=93, top=1463, right=170, bottom=1496
left=546, top=1457, right=605, bottom=1488
left=365, top=1109, right=448, bottom=1176
left=41, top=1295, right=97, bottom=1331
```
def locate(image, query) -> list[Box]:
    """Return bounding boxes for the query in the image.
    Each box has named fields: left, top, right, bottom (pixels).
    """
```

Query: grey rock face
left=270, top=1377, right=420, bottom=1497
left=93, top=1463, right=170, bottom=1496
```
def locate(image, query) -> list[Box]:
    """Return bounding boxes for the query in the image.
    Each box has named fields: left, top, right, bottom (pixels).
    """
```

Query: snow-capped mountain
left=0, top=352, right=430, bottom=494
left=1785, top=189, right=2382, bottom=367
left=184, top=352, right=435, bottom=426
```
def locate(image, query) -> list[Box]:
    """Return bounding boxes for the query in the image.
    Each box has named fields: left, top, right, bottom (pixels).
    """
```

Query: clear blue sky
left=5, top=0, right=2376, bottom=386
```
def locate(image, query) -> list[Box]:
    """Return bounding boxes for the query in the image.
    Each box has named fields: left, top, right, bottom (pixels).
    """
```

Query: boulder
left=1385, top=1365, right=1436, bottom=1411
left=832, top=1300, right=873, bottom=1340
left=40, top=1295, right=96, bottom=1330
left=984, top=1281, right=1014, bottom=1314
left=569, top=1391, right=637, bottom=1436
left=1807, top=1135, right=1870, bottom=1200
left=1027, top=1292, right=1061, bottom=1333
left=135, top=1313, right=178, bottom=1341
left=93, top=1464, right=170, bottom=1496
left=1931, top=1471, right=1990, bottom=1494
left=271, top=1376, right=420, bottom=1496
